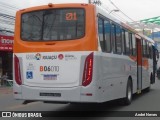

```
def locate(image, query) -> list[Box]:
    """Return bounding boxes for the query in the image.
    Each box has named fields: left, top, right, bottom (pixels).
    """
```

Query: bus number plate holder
left=40, top=93, right=61, bottom=97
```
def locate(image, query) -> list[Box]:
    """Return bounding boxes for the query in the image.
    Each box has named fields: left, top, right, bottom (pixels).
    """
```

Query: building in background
left=0, top=34, right=13, bottom=80
left=148, top=32, right=160, bottom=50
left=128, top=17, right=160, bottom=52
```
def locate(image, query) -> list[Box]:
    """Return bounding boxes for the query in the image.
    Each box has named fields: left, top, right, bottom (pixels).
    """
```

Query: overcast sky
left=1, top=0, right=160, bottom=23
left=110, top=0, right=160, bottom=21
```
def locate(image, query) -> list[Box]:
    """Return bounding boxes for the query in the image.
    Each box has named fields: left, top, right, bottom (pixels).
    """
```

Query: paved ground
left=1, top=79, right=160, bottom=119
left=0, top=87, right=12, bottom=95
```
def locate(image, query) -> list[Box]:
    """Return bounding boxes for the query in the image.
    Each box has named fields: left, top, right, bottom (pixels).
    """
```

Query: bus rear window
left=21, top=8, right=85, bottom=41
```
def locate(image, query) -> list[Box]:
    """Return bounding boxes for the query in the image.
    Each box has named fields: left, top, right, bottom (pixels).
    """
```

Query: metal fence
left=0, top=75, right=13, bottom=87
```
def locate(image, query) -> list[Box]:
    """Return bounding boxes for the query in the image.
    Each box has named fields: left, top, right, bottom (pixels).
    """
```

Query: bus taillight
left=14, top=55, right=22, bottom=85
left=82, top=52, right=94, bottom=86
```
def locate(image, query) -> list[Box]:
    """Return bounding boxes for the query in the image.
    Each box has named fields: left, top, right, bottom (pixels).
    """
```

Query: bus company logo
left=40, top=66, right=59, bottom=72
left=35, top=53, right=41, bottom=60
left=42, top=55, right=57, bottom=60
left=58, top=54, right=64, bottom=60
left=65, top=54, right=77, bottom=61
left=26, top=53, right=41, bottom=60
left=26, top=54, right=35, bottom=60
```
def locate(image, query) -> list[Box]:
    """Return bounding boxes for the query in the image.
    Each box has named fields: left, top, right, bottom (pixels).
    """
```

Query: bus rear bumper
left=14, top=85, right=99, bottom=103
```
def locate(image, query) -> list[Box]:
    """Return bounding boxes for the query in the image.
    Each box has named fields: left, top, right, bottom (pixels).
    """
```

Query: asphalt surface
left=0, top=79, right=160, bottom=119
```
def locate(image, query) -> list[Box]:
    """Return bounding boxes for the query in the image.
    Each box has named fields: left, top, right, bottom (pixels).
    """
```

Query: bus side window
left=122, top=29, right=126, bottom=55
left=129, top=33, right=133, bottom=55
left=111, top=24, right=116, bottom=53
left=145, top=40, right=148, bottom=58
left=125, top=31, right=130, bottom=55
left=132, top=34, right=136, bottom=56
left=98, top=18, right=105, bottom=52
left=104, top=20, right=111, bottom=53
left=142, top=39, right=144, bottom=57
left=146, top=42, right=149, bottom=58
left=149, top=43, right=153, bottom=59
left=142, top=40, right=147, bottom=58
left=116, top=25, right=122, bottom=54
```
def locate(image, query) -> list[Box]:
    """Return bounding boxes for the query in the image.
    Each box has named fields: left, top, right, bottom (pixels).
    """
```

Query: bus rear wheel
left=122, top=80, right=132, bottom=105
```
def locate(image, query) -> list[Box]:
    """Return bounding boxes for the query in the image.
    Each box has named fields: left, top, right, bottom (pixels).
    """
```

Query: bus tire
left=123, top=79, right=132, bottom=105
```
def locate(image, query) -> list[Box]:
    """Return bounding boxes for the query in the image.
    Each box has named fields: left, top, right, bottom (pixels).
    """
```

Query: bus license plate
left=40, top=93, right=61, bottom=97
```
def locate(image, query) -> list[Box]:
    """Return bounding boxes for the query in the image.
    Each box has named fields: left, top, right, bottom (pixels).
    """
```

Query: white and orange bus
left=13, top=2, right=157, bottom=105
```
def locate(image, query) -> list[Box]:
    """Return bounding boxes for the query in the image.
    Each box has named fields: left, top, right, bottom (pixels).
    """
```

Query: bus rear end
left=13, top=3, right=98, bottom=103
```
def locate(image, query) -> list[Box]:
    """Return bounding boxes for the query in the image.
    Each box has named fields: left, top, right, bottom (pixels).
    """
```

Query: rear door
left=136, top=37, right=142, bottom=93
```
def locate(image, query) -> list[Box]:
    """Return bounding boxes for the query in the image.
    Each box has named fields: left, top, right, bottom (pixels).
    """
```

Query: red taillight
left=82, top=52, right=94, bottom=86
left=14, top=55, right=22, bottom=85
